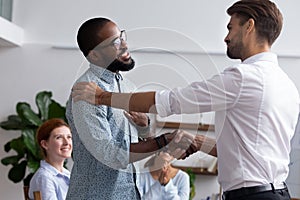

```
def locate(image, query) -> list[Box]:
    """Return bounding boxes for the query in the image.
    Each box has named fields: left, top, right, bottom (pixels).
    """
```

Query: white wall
left=11, top=0, right=300, bottom=56
left=0, top=0, right=300, bottom=199
left=0, top=44, right=82, bottom=200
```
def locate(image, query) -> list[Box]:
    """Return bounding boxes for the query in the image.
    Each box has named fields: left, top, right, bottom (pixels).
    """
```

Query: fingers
left=71, top=82, right=100, bottom=104
left=174, top=130, right=195, bottom=143
left=128, top=111, right=138, bottom=116
left=158, top=167, right=169, bottom=185
left=158, top=171, right=165, bottom=185
left=128, top=111, right=148, bottom=121
left=123, top=111, right=133, bottom=119
left=124, top=111, right=148, bottom=127
left=72, top=82, right=97, bottom=93
left=163, top=130, right=199, bottom=160
left=159, top=152, right=173, bottom=162
left=168, top=148, right=186, bottom=159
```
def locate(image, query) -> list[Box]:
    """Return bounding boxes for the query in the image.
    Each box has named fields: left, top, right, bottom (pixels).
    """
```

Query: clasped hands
left=160, top=130, right=198, bottom=160
left=152, top=152, right=177, bottom=186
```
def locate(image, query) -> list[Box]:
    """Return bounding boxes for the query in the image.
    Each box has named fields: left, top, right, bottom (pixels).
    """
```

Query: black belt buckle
left=223, top=182, right=287, bottom=199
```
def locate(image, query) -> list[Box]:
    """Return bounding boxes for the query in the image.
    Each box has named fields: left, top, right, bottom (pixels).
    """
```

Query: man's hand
left=154, top=152, right=173, bottom=185
left=124, top=111, right=149, bottom=127
left=72, top=82, right=103, bottom=104
left=154, top=152, right=173, bottom=169
left=158, top=166, right=171, bottom=186
left=163, top=130, right=199, bottom=159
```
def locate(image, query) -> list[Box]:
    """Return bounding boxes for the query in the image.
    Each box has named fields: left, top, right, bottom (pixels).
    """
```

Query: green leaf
left=22, top=129, right=39, bottom=158
left=0, top=115, right=24, bottom=130
left=1, top=155, right=21, bottom=166
left=1, top=90, right=69, bottom=185
left=8, top=160, right=27, bottom=183
left=10, top=136, right=25, bottom=155
left=48, top=100, right=66, bottom=121
left=27, top=159, right=40, bottom=173
left=36, top=91, right=53, bottom=121
left=16, top=102, right=43, bottom=127
left=4, top=141, right=11, bottom=152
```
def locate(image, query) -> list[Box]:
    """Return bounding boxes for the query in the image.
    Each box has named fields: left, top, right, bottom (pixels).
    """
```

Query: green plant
left=0, top=91, right=67, bottom=186
left=186, top=168, right=196, bottom=200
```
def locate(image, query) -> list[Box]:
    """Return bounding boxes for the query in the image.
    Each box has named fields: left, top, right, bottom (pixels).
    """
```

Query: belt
left=223, top=182, right=287, bottom=199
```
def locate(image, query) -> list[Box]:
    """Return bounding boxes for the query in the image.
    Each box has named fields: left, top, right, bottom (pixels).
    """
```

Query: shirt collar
left=89, top=64, right=120, bottom=84
left=40, top=160, right=70, bottom=178
left=242, top=52, right=278, bottom=65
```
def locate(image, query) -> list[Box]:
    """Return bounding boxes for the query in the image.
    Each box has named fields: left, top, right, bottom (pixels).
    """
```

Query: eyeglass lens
left=113, top=30, right=127, bottom=49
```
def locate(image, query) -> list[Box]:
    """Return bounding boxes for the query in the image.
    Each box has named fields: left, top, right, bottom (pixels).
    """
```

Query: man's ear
left=246, top=18, right=255, bottom=32
left=88, top=50, right=101, bottom=62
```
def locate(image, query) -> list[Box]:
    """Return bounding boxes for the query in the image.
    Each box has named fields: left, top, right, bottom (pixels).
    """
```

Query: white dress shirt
left=155, top=52, right=300, bottom=191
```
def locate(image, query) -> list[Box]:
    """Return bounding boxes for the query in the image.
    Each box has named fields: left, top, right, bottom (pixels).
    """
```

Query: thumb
left=174, top=131, right=183, bottom=143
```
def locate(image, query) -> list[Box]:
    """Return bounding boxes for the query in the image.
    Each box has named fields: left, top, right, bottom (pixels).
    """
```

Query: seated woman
left=136, top=152, right=190, bottom=200
left=29, top=118, right=72, bottom=200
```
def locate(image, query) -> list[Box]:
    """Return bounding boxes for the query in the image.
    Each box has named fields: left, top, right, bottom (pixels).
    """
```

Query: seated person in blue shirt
left=29, top=118, right=72, bottom=200
left=137, top=152, right=190, bottom=200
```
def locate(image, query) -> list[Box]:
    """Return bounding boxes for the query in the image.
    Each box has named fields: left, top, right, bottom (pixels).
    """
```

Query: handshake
left=151, top=129, right=217, bottom=160
left=71, top=81, right=217, bottom=159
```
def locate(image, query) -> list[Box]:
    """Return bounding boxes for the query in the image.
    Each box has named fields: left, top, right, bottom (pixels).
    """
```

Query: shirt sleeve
left=130, top=118, right=151, bottom=139
left=72, top=99, right=130, bottom=169
left=155, top=67, right=242, bottom=117
left=29, top=173, right=57, bottom=200
left=161, top=170, right=190, bottom=200
left=141, top=180, right=162, bottom=200
left=138, top=170, right=190, bottom=200
left=163, top=179, right=180, bottom=199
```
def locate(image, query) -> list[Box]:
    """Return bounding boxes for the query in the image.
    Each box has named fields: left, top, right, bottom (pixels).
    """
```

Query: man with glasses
left=72, top=1, right=300, bottom=199
left=65, top=17, right=192, bottom=200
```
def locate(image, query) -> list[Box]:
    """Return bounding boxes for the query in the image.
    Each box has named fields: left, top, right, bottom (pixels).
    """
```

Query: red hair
left=36, top=118, right=70, bottom=158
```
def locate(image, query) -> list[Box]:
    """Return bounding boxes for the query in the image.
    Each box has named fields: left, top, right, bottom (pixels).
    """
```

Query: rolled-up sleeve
left=155, top=67, right=242, bottom=117
left=155, top=90, right=172, bottom=117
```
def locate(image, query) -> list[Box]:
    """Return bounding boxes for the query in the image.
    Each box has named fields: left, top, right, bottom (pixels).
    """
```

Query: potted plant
left=0, top=91, right=67, bottom=186
left=186, top=168, right=196, bottom=200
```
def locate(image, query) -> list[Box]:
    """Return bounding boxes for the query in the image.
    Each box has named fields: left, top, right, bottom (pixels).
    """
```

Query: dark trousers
left=223, top=188, right=291, bottom=200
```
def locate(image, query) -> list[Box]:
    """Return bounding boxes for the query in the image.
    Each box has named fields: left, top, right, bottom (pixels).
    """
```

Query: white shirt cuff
left=155, top=90, right=172, bottom=117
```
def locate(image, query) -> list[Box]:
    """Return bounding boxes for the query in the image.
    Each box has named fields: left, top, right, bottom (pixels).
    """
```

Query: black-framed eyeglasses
left=98, top=30, right=127, bottom=50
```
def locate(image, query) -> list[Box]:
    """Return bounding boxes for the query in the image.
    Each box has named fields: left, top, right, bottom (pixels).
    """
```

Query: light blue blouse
left=136, top=169, right=190, bottom=200
left=29, top=160, right=70, bottom=200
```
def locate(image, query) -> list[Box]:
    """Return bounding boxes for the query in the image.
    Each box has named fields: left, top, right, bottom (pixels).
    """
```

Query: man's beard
left=106, top=58, right=135, bottom=72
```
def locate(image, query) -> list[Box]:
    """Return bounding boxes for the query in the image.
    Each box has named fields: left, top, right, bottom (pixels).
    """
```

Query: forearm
left=99, top=91, right=157, bottom=113
left=129, top=136, right=166, bottom=162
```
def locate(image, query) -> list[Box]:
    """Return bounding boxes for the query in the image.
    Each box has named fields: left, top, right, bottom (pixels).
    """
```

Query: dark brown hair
left=227, top=0, right=283, bottom=45
left=36, top=118, right=70, bottom=158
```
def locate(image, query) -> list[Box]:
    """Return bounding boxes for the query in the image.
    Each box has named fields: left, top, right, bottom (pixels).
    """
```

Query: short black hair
left=77, top=17, right=111, bottom=57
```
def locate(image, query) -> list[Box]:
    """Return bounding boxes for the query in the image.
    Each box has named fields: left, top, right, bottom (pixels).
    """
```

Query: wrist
left=97, top=91, right=108, bottom=105
left=154, top=135, right=168, bottom=151
left=154, top=136, right=163, bottom=150
left=195, top=135, right=203, bottom=151
left=160, top=179, right=170, bottom=186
